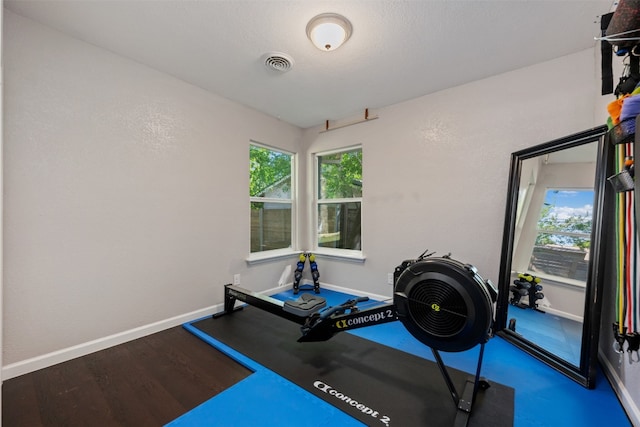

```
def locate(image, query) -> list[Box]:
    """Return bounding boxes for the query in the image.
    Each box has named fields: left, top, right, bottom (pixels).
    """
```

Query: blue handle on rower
left=318, top=296, right=369, bottom=320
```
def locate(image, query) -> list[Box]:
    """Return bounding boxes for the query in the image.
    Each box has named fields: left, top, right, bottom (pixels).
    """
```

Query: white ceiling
left=5, top=0, right=615, bottom=129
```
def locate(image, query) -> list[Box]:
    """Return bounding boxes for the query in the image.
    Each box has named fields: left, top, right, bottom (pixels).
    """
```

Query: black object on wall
left=494, top=126, right=611, bottom=389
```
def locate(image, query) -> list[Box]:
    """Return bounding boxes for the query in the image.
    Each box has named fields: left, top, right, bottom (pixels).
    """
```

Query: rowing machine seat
left=283, top=293, right=327, bottom=317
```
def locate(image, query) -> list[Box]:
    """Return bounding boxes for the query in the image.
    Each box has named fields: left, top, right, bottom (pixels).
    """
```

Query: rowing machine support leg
left=212, top=284, right=244, bottom=319
left=432, top=342, right=489, bottom=427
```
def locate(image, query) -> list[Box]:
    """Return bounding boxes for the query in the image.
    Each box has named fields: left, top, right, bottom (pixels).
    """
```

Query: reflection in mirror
left=496, top=126, right=610, bottom=389
left=507, top=142, right=597, bottom=367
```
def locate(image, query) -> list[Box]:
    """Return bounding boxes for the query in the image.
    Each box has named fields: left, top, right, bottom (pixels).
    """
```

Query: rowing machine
left=215, top=251, right=497, bottom=427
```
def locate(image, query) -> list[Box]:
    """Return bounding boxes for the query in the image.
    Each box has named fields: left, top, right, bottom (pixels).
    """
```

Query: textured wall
left=300, top=48, right=606, bottom=298
left=3, top=10, right=302, bottom=365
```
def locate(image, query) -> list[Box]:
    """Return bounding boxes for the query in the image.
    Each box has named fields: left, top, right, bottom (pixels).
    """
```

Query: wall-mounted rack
left=320, top=108, right=378, bottom=133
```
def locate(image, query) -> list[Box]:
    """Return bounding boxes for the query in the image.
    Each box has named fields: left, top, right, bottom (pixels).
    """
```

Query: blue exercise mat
left=189, top=305, right=514, bottom=427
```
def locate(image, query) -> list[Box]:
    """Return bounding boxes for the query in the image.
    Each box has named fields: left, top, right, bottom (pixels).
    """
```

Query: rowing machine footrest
left=283, top=294, right=327, bottom=317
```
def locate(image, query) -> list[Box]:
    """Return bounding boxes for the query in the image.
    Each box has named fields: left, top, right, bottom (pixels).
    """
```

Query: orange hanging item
left=608, top=94, right=630, bottom=125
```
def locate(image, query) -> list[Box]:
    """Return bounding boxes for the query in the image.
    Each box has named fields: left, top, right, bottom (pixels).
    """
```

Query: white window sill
left=246, top=249, right=301, bottom=265
left=534, top=273, right=587, bottom=289
left=311, top=249, right=366, bottom=263
left=247, top=249, right=367, bottom=265
left=512, top=271, right=586, bottom=289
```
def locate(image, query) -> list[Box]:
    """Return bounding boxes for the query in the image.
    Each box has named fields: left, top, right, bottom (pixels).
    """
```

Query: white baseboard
left=599, top=349, right=640, bottom=426
left=542, top=306, right=583, bottom=323
left=1, top=303, right=223, bottom=380
left=2, top=281, right=388, bottom=381
left=318, top=282, right=392, bottom=303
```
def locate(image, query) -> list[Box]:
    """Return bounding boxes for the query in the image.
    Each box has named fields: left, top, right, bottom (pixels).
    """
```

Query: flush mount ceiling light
left=306, top=13, right=352, bottom=51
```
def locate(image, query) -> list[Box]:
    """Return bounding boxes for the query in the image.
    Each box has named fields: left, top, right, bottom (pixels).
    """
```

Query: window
left=315, top=147, right=362, bottom=252
left=250, top=143, right=294, bottom=253
left=529, top=189, right=593, bottom=282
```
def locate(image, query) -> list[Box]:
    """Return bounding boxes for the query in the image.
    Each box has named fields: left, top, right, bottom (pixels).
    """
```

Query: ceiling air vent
left=262, top=52, right=294, bottom=73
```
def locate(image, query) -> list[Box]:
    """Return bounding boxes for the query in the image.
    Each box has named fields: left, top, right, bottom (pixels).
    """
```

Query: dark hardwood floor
left=2, top=326, right=252, bottom=426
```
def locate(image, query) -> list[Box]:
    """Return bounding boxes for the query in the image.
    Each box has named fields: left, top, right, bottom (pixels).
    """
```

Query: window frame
left=248, top=141, right=297, bottom=263
left=312, top=145, right=364, bottom=261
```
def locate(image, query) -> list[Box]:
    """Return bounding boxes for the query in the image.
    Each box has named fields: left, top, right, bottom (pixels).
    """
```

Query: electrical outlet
left=387, top=273, right=394, bottom=285
left=234, top=274, right=241, bottom=285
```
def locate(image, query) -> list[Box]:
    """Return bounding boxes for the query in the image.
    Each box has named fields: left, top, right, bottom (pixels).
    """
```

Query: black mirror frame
left=494, top=125, right=611, bottom=389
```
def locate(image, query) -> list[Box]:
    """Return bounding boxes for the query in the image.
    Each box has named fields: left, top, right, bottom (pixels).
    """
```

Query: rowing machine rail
left=217, top=284, right=398, bottom=341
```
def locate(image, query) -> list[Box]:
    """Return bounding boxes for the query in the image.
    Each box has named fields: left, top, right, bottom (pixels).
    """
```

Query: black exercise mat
left=192, top=307, right=514, bottom=427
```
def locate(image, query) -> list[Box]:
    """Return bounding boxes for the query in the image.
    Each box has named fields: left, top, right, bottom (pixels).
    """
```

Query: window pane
left=250, top=145, right=291, bottom=198
left=251, top=202, right=292, bottom=252
left=318, top=149, right=362, bottom=199
left=529, top=189, right=593, bottom=282
left=317, top=202, right=361, bottom=250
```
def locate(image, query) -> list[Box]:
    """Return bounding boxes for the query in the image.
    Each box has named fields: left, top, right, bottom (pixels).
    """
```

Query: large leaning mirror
left=495, top=126, right=611, bottom=388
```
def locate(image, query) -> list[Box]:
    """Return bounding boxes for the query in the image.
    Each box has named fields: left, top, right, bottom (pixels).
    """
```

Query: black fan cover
left=393, top=257, right=494, bottom=352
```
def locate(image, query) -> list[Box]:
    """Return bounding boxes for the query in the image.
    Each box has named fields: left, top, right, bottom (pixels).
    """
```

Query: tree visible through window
left=250, top=144, right=293, bottom=253
left=316, top=148, right=362, bottom=251
left=529, top=189, right=593, bottom=282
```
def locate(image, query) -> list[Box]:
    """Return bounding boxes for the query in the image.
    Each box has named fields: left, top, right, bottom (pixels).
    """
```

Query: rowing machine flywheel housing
left=393, top=256, right=497, bottom=352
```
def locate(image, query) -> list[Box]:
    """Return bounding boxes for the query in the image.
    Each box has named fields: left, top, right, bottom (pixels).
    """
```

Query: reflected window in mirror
left=529, top=189, right=593, bottom=283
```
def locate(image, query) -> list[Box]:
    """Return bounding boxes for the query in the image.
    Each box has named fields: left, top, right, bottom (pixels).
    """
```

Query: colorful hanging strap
left=617, top=143, right=625, bottom=333
left=616, top=142, right=638, bottom=334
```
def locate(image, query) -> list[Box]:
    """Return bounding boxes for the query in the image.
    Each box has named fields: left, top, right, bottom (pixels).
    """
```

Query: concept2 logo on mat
left=333, top=308, right=395, bottom=329
left=313, top=380, right=391, bottom=426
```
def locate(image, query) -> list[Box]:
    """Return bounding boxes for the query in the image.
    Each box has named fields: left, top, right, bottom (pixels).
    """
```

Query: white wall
left=2, top=10, right=302, bottom=372
left=301, top=48, right=606, bottom=299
